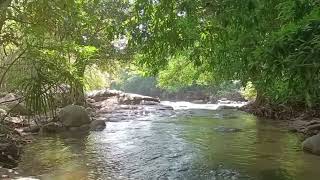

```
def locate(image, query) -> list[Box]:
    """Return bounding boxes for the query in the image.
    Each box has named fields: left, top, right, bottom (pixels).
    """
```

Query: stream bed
left=16, top=102, right=320, bottom=180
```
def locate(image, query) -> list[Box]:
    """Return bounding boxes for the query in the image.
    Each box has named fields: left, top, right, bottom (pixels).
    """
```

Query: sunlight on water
left=17, top=102, right=320, bottom=180
left=161, top=101, right=247, bottom=110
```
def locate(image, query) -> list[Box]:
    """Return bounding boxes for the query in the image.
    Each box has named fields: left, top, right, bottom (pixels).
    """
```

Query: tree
left=128, top=0, right=320, bottom=107
left=0, top=0, right=132, bottom=115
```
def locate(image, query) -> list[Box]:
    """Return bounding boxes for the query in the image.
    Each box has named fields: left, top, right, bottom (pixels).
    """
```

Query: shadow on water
left=19, top=131, right=91, bottom=179
left=257, top=168, right=294, bottom=180
left=18, top=108, right=320, bottom=180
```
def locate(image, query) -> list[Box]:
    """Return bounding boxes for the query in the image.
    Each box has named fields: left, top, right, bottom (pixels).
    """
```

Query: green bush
left=241, top=82, right=257, bottom=101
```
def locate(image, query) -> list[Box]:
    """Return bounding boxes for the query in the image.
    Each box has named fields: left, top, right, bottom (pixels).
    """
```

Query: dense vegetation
left=0, top=0, right=132, bottom=115
left=0, top=0, right=319, bottom=116
left=128, top=0, right=320, bottom=108
left=111, top=69, right=244, bottom=101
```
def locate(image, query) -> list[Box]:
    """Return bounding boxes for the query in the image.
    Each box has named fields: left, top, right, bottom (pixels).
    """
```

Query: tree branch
left=0, top=48, right=26, bottom=87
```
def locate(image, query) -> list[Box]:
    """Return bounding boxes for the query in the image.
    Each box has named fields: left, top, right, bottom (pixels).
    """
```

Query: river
left=16, top=102, right=320, bottom=180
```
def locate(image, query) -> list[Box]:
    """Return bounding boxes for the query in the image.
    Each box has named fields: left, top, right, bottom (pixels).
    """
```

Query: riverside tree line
left=0, top=0, right=319, bottom=117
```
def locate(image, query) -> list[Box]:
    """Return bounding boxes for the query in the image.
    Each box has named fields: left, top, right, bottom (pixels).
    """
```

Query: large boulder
left=58, top=105, right=91, bottom=127
left=8, top=103, right=29, bottom=115
left=302, top=134, right=320, bottom=155
left=0, top=93, right=29, bottom=115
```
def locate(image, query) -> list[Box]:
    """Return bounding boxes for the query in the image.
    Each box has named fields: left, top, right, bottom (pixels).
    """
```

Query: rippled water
left=18, top=103, right=320, bottom=180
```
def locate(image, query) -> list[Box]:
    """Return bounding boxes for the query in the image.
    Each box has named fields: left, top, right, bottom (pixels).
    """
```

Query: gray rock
left=90, top=120, right=106, bottom=131
left=69, top=124, right=90, bottom=132
left=0, top=108, right=6, bottom=116
left=4, top=117, right=23, bottom=124
left=119, top=93, right=160, bottom=105
left=0, top=93, right=29, bottom=115
left=42, top=122, right=64, bottom=133
left=58, top=105, right=91, bottom=127
left=22, top=126, right=40, bottom=133
left=306, top=119, right=320, bottom=126
left=86, top=98, right=96, bottom=104
left=302, top=133, right=320, bottom=155
left=307, top=124, right=320, bottom=131
left=214, top=126, right=242, bottom=133
left=79, top=124, right=90, bottom=131
left=157, top=105, right=174, bottom=110
left=140, top=100, right=159, bottom=105
left=1, top=93, right=16, bottom=102
left=8, top=103, right=29, bottom=115
left=86, top=89, right=122, bottom=101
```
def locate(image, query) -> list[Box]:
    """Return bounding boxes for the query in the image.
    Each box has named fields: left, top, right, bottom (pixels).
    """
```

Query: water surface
left=18, top=102, right=320, bottom=180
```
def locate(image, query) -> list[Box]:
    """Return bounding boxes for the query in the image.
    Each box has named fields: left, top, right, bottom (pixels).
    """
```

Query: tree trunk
left=73, top=80, right=85, bottom=105
left=72, top=60, right=86, bottom=106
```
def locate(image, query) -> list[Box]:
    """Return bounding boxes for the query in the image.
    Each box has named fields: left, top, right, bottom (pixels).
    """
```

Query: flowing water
left=17, top=102, right=320, bottom=180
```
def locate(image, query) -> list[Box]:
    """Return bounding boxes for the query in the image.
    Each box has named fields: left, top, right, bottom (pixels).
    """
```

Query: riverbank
left=0, top=122, right=34, bottom=179
left=240, top=102, right=320, bottom=137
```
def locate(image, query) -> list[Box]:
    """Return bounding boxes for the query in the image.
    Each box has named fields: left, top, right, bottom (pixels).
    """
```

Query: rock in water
left=58, top=105, right=91, bottom=127
left=302, top=134, right=320, bottom=155
left=214, top=126, right=242, bottom=133
left=42, top=122, right=64, bottom=133
left=90, top=120, right=106, bottom=131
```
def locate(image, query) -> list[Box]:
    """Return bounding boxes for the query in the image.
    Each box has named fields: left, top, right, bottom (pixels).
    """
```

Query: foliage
left=128, top=0, right=320, bottom=108
left=0, top=0, right=132, bottom=115
left=241, top=82, right=257, bottom=101
left=0, top=0, right=319, bottom=116
left=111, top=70, right=162, bottom=97
left=157, top=53, right=200, bottom=92
left=112, top=68, right=243, bottom=101
left=84, top=65, right=109, bottom=91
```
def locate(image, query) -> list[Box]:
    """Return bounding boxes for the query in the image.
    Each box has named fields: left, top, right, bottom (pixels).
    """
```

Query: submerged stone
left=213, top=126, right=242, bottom=133
left=302, top=133, right=320, bottom=155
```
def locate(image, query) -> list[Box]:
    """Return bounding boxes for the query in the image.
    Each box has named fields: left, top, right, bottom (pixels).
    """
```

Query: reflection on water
left=18, top=106, right=320, bottom=180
